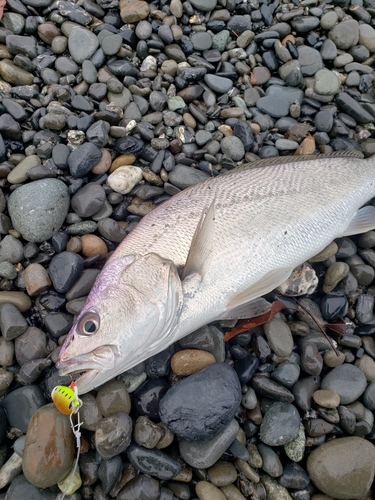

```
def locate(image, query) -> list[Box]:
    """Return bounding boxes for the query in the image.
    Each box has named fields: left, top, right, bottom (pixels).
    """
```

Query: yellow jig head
left=51, top=382, right=83, bottom=500
left=51, top=382, right=83, bottom=416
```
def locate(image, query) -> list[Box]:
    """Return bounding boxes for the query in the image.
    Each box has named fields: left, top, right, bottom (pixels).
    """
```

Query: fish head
left=56, top=253, right=183, bottom=394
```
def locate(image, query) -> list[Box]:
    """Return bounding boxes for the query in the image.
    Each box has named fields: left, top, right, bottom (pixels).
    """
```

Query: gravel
left=0, top=0, right=375, bottom=497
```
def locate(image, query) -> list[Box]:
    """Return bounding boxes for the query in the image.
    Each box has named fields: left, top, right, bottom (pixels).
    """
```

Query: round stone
left=107, top=165, right=143, bottom=194
left=321, top=364, right=367, bottom=404
left=8, top=179, right=70, bottom=243
left=68, top=26, right=99, bottom=64
left=220, top=136, right=245, bottom=161
left=307, top=437, right=375, bottom=499
left=314, top=69, right=341, bottom=95
left=260, top=402, right=301, bottom=446
left=298, top=45, right=324, bottom=76
left=263, top=317, right=294, bottom=358
left=170, top=349, right=216, bottom=376
left=313, top=389, right=340, bottom=408
left=190, top=0, right=216, bottom=11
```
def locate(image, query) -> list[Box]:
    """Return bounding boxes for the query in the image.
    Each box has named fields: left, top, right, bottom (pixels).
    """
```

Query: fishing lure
left=51, top=382, right=83, bottom=499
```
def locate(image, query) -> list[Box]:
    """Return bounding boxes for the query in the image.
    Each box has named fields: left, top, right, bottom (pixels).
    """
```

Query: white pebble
left=107, top=166, right=143, bottom=195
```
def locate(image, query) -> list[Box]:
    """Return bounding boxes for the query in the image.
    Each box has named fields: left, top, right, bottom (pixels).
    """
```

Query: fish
left=57, top=151, right=375, bottom=394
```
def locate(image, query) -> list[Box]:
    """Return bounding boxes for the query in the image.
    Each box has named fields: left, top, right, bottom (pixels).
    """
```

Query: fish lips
left=56, top=345, right=116, bottom=393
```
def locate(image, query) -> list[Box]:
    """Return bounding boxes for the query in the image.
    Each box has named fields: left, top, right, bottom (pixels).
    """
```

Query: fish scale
left=57, top=152, right=375, bottom=393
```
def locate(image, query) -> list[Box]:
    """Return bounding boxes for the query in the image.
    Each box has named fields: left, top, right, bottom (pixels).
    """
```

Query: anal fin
left=226, top=267, right=293, bottom=312
left=341, top=206, right=375, bottom=237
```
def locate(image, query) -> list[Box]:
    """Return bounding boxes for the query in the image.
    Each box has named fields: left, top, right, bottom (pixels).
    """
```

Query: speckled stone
left=8, top=179, right=70, bottom=243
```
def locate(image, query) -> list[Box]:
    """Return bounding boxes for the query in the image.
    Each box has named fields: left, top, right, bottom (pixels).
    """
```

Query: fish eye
left=77, top=312, right=100, bottom=336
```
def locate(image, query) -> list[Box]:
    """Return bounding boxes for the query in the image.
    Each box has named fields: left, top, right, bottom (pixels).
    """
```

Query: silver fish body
left=57, top=152, right=375, bottom=393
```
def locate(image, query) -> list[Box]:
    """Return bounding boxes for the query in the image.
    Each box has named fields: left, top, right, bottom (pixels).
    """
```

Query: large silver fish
left=57, top=151, right=375, bottom=393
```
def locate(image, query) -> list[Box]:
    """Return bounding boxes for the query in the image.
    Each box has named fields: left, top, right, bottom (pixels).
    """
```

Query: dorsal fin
left=227, top=150, right=365, bottom=173
left=181, top=201, right=215, bottom=280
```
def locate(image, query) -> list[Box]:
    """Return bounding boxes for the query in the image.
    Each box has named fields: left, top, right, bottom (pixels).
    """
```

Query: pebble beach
left=0, top=0, right=375, bottom=498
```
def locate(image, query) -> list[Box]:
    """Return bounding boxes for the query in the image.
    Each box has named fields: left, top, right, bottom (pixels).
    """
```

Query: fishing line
left=51, top=382, right=83, bottom=500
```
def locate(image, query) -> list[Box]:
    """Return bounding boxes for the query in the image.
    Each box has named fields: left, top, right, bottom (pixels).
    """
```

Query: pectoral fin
left=219, top=297, right=272, bottom=320
left=226, top=267, right=293, bottom=312
left=341, top=206, right=375, bottom=236
left=181, top=201, right=215, bottom=280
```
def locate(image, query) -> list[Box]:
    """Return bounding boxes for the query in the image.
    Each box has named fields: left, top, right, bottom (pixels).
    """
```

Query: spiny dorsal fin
left=181, top=200, right=215, bottom=280
left=229, top=150, right=365, bottom=172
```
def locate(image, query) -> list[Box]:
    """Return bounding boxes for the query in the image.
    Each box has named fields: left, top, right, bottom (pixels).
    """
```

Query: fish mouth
left=56, top=345, right=117, bottom=394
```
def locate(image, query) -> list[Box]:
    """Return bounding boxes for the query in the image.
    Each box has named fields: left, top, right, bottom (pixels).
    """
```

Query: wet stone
left=179, top=419, right=239, bottom=469
left=95, top=412, right=132, bottom=459
left=233, top=354, right=259, bottom=384
left=278, top=461, right=310, bottom=489
left=204, top=74, right=233, bottom=94
left=117, top=474, right=159, bottom=500
left=252, top=375, right=294, bottom=403
left=134, top=378, right=169, bottom=421
left=160, top=363, right=241, bottom=441
left=98, top=455, right=122, bottom=494
left=14, top=327, right=47, bottom=366
left=271, top=362, right=300, bottom=388
left=48, top=251, right=84, bottom=293
left=96, top=379, right=131, bottom=417
left=300, top=342, right=323, bottom=376
left=1, top=385, right=46, bottom=433
left=171, top=349, right=216, bottom=376
left=260, top=402, right=300, bottom=446
left=22, top=404, right=74, bottom=489
left=320, top=288, right=347, bottom=322
left=126, top=444, right=181, bottom=480
left=134, top=416, right=164, bottom=449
